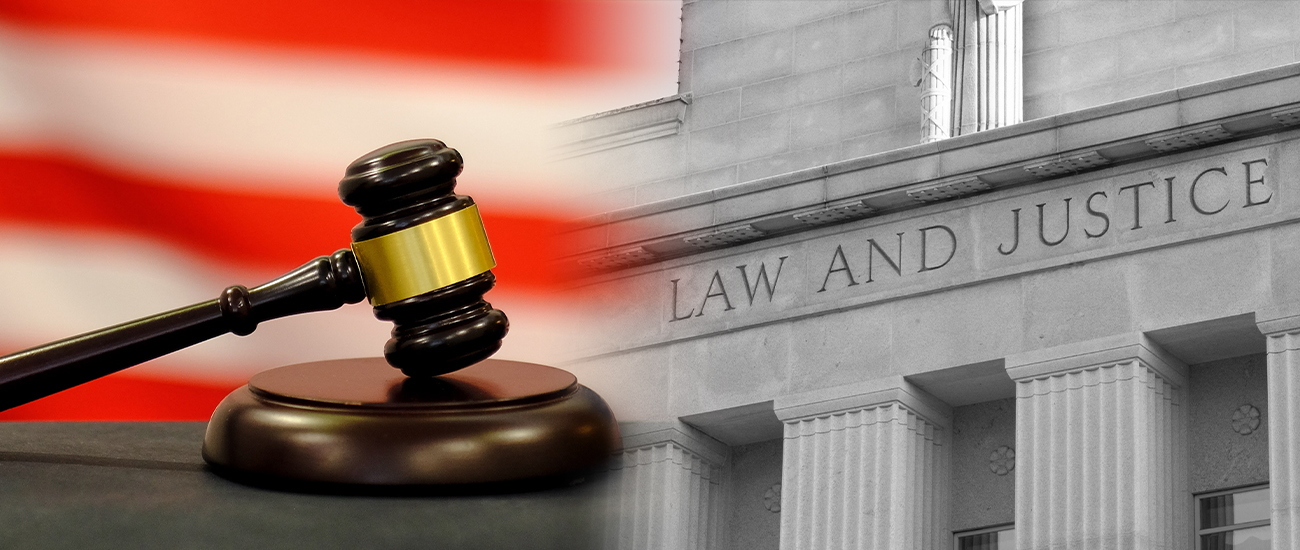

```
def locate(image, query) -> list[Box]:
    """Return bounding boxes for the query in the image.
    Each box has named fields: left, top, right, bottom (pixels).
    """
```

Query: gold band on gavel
left=351, top=204, right=496, bottom=306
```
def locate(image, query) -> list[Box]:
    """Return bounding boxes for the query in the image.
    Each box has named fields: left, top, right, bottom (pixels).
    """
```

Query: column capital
left=1006, top=332, right=1188, bottom=388
left=773, top=376, right=951, bottom=428
left=1256, top=302, right=1300, bottom=337
left=617, top=421, right=730, bottom=466
left=977, top=0, right=1024, bottom=14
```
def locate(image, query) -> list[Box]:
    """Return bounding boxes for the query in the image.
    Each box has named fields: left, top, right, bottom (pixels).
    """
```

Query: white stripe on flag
left=0, top=22, right=671, bottom=211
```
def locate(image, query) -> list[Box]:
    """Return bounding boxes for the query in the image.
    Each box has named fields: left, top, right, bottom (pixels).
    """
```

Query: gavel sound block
left=0, top=139, right=620, bottom=488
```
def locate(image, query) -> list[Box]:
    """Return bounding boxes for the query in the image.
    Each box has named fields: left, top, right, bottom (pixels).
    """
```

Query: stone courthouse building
left=554, top=1, right=1300, bottom=548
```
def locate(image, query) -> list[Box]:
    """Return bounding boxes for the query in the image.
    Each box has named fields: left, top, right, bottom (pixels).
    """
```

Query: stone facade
left=557, top=1, right=1300, bottom=548
left=563, top=0, right=1300, bottom=213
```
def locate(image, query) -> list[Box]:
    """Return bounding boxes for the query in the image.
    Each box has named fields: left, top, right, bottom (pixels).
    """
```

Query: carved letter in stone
left=696, top=270, right=736, bottom=316
left=998, top=208, right=1021, bottom=256
left=1036, top=198, right=1071, bottom=246
left=1118, top=181, right=1156, bottom=229
left=1164, top=177, right=1177, bottom=224
left=669, top=279, right=695, bottom=321
left=818, top=245, right=859, bottom=293
left=1190, top=167, right=1229, bottom=216
left=1243, top=159, right=1272, bottom=207
left=1085, top=191, right=1110, bottom=239
left=737, top=256, right=787, bottom=305
left=866, top=233, right=904, bottom=282
left=919, top=225, right=958, bottom=272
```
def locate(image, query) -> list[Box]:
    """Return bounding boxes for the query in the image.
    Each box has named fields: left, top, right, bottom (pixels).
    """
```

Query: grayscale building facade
left=555, top=1, right=1300, bottom=548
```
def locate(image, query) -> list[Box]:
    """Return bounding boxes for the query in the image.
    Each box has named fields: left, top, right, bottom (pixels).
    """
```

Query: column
left=950, top=0, right=1023, bottom=135
left=603, top=423, right=728, bottom=550
left=1256, top=305, right=1300, bottom=549
left=920, top=24, right=954, bottom=143
left=1006, top=333, right=1189, bottom=550
left=774, top=378, right=950, bottom=550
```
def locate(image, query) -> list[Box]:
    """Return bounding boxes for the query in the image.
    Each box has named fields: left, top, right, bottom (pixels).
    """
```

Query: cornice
left=773, top=376, right=952, bottom=429
left=552, top=94, right=690, bottom=159
left=564, top=63, right=1300, bottom=275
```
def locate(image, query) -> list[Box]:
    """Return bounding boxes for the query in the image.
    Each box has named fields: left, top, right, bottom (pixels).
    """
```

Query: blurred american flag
left=0, top=0, right=679, bottom=419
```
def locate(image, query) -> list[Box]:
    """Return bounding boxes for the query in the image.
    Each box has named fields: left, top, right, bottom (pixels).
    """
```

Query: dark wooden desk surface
left=0, top=422, right=608, bottom=549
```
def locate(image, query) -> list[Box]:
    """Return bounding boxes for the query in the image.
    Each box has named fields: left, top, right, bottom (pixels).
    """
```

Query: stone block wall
left=566, top=0, right=943, bottom=210
left=726, top=439, right=783, bottom=550
left=681, top=0, right=931, bottom=172
left=950, top=398, right=1017, bottom=533
left=1188, top=353, right=1270, bottom=494
left=1025, top=0, right=1300, bottom=119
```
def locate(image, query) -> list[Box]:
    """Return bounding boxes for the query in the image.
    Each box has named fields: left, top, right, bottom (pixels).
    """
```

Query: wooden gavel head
left=338, top=139, right=509, bottom=377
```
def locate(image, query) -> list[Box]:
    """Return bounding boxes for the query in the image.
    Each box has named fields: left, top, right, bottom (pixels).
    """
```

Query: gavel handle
left=0, top=250, right=366, bottom=412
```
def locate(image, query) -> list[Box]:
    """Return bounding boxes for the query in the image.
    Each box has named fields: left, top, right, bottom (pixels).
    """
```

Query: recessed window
left=955, top=524, right=1014, bottom=550
left=1197, top=485, right=1271, bottom=550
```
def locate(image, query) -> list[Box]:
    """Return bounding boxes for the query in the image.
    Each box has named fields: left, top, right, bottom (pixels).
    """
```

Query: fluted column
left=603, top=423, right=728, bottom=550
left=951, top=0, right=1023, bottom=135
left=1257, top=305, right=1300, bottom=550
left=774, top=378, right=950, bottom=550
left=1006, top=333, right=1189, bottom=550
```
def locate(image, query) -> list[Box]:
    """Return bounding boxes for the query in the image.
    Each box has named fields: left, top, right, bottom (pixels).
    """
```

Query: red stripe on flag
left=0, top=0, right=639, bottom=70
left=0, top=371, right=239, bottom=421
left=0, top=151, right=571, bottom=291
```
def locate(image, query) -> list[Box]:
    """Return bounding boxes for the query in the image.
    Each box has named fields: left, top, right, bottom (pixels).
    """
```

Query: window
left=955, top=524, right=1014, bottom=550
left=1197, top=485, right=1271, bottom=550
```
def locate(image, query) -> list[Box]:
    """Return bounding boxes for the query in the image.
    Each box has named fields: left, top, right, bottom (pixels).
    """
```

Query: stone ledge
left=566, top=62, right=1300, bottom=272
left=679, top=401, right=783, bottom=447
left=1255, top=302, right=1300, bottom=337
left=553, top=95, right=690, bottom=159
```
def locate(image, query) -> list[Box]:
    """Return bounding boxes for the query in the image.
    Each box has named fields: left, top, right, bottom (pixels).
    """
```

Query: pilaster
left=1006, top=333, right=1190, bottom=550
left=951, top=0, right=1023, bottom=135
left=773, top=377, right=951, bottom=550
left=604, top=422, right=729, bottom=550
left=1256, top=304, right=1300, bottom=550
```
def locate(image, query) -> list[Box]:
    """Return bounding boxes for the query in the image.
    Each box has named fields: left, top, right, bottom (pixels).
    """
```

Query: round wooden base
left=201, top=358, right=620, bottom=488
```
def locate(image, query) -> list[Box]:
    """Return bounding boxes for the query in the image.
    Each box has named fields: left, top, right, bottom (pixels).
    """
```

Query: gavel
left=0, top=139, right=509, bottom=411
